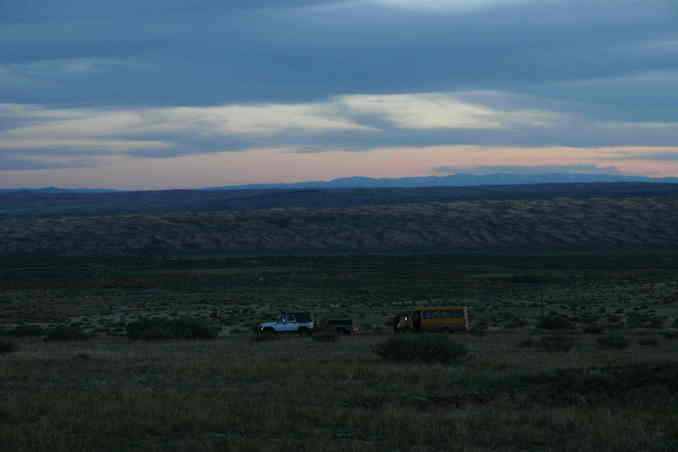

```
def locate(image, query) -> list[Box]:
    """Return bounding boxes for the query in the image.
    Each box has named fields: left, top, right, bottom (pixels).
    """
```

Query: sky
left=1, top=0, right=677, bottom=189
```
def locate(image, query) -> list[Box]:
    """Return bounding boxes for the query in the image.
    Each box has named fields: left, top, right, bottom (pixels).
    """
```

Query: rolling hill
left=3, top=182, right=678, bottom=219
left=1, top=194, right=677, bottom=256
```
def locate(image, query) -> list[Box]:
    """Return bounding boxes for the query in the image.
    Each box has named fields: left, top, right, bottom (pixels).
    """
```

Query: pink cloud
left=3, top=145, right=678, bottom=189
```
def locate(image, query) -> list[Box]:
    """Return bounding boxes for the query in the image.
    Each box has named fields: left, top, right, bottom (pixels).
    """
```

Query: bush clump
left=582, top=324, right=605, bottom=335
left=596, top=334, right=629, bottom=350
left=6, top=325, right=45, bottom=337
left=518, top=335, right=576, bottom=352
left=373, top=334, right=468, bottom=364
left=45, top=326, right=88, bottom=341
left=518, top=337, right=536, bottom=348
left=251, top=332, right=279, bottom=342
left=538, top=335, right=577, bottom=353
left=535, top=314, right=571, bottom=330
left=467, top=327, right=486, bottom=337
left=126, top=318, right=216, bottom=340
left=517, top=363, right=678, bottom=406
left=637, top=337, right=660, bottom=347
left=311, top=332, right=340, bottom=343
left=0, top=339, right=18, bottom=354
left=660, top=329, right=678, bottom=340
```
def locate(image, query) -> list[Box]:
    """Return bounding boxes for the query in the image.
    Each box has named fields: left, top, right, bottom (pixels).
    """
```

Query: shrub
left=6, top=325, right=45, bottom=337
left=504, top=318, right=528, bottom=329
left=512, top=363, right=678, bottom=406
left=45, top=326, right=88, bottom=341
left=538, top=335, right=577, bottom=353
left=535, top=314, right=571, bottom=330
left=251, top=332, right=279, bottom=342
left=518, top=338, right=536, bottom=348
left=373, top=334, right=468, bottom=364
left=647, top=316, right=666, bottom=328
left=311, top=332, right=340, bottom=343
left=467, top=328, right=486, bottom=337
left=596, top=334, right=629, bottom=350
left=582, top=324, right=605, bottom=334
left=126, top=318, right=216, bottom=340
left=0, top=339, right=18, bottom=354
left=637, top=337, right=659, bottom=346
left=660, top=329, right=678, bottom=340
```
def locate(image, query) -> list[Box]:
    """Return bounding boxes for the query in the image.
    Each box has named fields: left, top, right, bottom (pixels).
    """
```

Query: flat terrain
left=3, top=253, right=678, bottom=334
left=2, top=253, right=678, bottom=451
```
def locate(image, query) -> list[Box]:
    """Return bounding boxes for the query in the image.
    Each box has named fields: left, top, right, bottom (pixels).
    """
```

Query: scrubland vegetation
left=1, top=196, right=678, bottom=255
left=4, top=332, right=678, bottom=452
left=2, top=251, right=678, bottom=451
left=3, top=190, right=678, bottom=450
left=3, top=182, right=677, bottom=220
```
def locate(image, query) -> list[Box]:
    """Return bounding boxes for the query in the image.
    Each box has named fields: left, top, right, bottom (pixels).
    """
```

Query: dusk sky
left=1, top=0, right=677, bottom=189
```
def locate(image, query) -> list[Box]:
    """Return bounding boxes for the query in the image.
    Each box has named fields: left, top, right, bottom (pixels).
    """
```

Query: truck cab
left=256, top=312, right=315, bottom=335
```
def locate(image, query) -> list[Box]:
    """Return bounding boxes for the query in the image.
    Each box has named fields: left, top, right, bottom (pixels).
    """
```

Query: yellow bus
left=394, top=306, right=469, bottom=333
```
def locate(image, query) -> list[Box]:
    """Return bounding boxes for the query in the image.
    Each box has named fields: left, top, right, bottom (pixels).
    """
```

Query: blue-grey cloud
left=2, top=0, right=676, bottom=111
left=3, top=90, right=678, bottom=173
left=1, top=1, right=349, bottom=25
left=0, top=154, right=94, bottom=171
left=2, top=0, right=678, bottom=176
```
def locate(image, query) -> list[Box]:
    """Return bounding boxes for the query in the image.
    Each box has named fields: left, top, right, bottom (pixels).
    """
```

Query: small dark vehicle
left=323, top=319, right=359, bottom=335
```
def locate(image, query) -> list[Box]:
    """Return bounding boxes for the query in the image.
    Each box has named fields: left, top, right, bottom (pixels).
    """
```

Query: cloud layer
left=1, top=0, right=677, bottom=186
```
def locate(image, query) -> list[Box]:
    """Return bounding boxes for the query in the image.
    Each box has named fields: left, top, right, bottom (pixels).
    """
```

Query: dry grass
left=2, top=252, right=678, bottom=450
left=2, top=332, right=678, bottom=451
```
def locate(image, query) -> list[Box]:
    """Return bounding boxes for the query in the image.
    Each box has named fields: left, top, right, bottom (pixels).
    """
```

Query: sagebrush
left=373, top=334, right=468, bottom=364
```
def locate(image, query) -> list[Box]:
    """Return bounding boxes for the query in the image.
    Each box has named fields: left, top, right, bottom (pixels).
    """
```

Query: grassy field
left=3, top=333, right=678, bottom=452
left=2, top=253, right=678, bottom=451
left=3, top=253, right=678, bottom=335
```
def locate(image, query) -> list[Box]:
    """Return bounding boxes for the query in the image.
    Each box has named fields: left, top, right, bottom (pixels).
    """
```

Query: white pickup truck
left=256, top=312, right=315, bottom=335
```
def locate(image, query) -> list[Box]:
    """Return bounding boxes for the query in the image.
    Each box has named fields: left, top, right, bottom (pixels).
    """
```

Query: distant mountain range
left=206, top=173, right=678, bottom=190
left=2, top=173, right=678, bottom=193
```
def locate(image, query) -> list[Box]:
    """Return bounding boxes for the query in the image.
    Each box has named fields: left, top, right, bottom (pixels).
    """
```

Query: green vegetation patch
left=5, top=325, right=45, bottom=337
left=522, top=335, right=577, bottom=353
left=447, top=362, right=678, bottom=407
left=521, top=363, right=678, bottom=406
left=536, top=313, right=572, bottom=330
left=0, top=339, right=18, bottom=354
left=126, top=318, right=216, bottom=340
left=638, top=337, right=660, bottom=346
left=311, top=331, right=340, bottom=343
left=582, top=323, right=605, bottom=334
left=45, top=326, right=88, bottom=341
left=373, top=334, right=468, bottom=364
left=596, top=333, right=630, bottom=350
